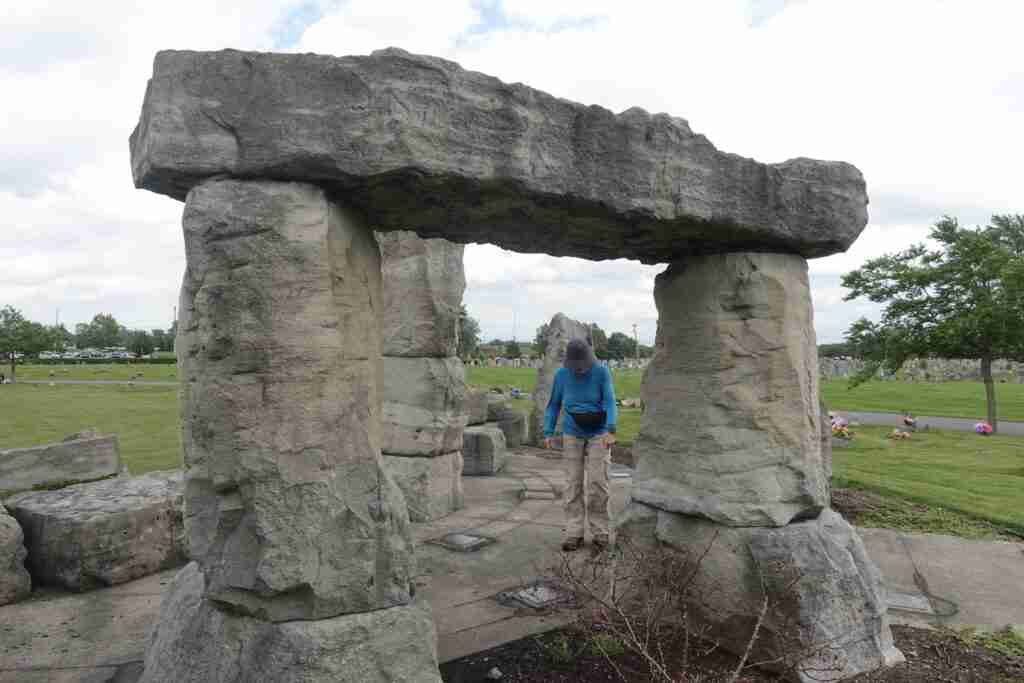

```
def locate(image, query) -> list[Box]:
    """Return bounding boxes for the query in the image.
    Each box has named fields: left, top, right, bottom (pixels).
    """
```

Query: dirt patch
left=441, top=624, right=1024, bottom=682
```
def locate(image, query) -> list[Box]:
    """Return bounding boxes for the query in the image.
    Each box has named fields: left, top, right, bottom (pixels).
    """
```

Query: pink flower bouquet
left=974, top=422, right=993, bottom=435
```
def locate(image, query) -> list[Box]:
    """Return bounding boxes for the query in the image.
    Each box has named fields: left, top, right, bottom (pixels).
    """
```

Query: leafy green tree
left=842, top=214, right=1024, bottom=431
left=76, top=313, right=126, bottom=349
left=606, top=331, right=637, bottom=361
left=128, top=330, right=155, bottom=357
left=818, top=342, right=854, bottom=358
left=504, top=340, right=522, bottom=358
left=46, top=324, right=74, bottom=351
left=457, top=305, right=481, bottom=359
left=534, top=322, right=550, bottom=357
left=0, top=306, right=45, bottom=380
left=589, top=323, right=608, bottom=360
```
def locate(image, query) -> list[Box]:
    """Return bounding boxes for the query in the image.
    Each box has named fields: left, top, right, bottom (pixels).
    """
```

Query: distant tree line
left=0, top=306, right=176, bottom=379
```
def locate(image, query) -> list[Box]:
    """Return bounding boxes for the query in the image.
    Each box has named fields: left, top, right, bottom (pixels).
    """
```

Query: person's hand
left=543, top=437, right=554, bottom=450
left=602, top=433, right=616, bottom=448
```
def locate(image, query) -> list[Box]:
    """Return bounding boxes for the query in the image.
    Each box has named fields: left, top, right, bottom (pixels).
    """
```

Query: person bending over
left=543, top=338, right=617, bottom=552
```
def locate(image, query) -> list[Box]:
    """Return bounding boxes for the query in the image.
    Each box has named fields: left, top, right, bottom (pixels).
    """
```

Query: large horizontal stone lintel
left=130, top=48, right=868, bottom=262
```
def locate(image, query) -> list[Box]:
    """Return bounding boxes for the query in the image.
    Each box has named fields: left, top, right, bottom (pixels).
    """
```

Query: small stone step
left=463, top=425, right=507, bottom=476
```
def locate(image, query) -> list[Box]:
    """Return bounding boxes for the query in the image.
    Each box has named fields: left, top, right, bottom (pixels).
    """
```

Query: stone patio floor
left=2, top=447, right=1022, bottom=682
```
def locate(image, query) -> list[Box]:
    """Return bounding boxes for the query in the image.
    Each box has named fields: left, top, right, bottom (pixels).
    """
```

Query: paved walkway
left=2, top=448, right=1022, bottom=682
left=845, top=410, right=1024, bottom=436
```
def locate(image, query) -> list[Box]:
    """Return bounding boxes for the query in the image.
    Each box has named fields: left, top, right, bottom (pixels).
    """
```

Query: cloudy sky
left=2, top=1, right=1021, bottom=345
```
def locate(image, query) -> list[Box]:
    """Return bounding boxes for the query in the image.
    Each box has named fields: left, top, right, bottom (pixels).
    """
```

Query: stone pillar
left=621, top=253, right=902, bottom=682
left=141, top=180, right=442, bottom=683
left=529, top=313, right=592, bottom=446
left=376, top=231, right=467, bottom=522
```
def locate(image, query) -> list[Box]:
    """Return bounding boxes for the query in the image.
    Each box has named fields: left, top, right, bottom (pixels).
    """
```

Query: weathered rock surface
left=377, top=231, right=465, bottom=358
left=0, top=431, right=120, bottom=495
left=529, top=313, right=592, bottom=444
left=177, top=179, right=416, bottom=621
left=0, top=507, right=30, bottom=605
left=6, top=471, right=184, bottom=591
left=617, top=503, right=903, bottom=682
left=380, top=357, right=467, bottom=456
left=462, top=425, right=507, bottom=476
left=141, top=562, right=443, bottom=683
left=131, top=49, right=868, bottom=262
left=465, top=389, right=489, bottom=426
left=383, top=452, right=464, bottom=522
left=632, top=253, right=828, bottom=527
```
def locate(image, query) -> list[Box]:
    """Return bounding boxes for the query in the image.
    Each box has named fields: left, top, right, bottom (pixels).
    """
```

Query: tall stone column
left=529, top=313, right=592, bottom=446
left=141, top=180, right=442, bottom=683
left=620, top=253, right=902, bottom=683
left=376, top=230, right=467, bottom=522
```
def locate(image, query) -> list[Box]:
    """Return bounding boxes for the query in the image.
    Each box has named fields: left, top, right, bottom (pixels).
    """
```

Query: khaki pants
left=562, top=434, right=611, bottom=541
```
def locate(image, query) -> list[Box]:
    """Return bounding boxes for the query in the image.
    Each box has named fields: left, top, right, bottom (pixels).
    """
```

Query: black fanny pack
left=569, top=411, right=606, bottom=430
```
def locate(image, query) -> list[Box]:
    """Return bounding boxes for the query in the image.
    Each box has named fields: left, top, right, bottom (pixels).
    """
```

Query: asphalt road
left=845, top=411, right=1024, bottom=436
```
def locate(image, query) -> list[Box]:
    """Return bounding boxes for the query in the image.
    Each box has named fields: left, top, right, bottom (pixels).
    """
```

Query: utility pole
left=632, top=323, right=640, bottom=365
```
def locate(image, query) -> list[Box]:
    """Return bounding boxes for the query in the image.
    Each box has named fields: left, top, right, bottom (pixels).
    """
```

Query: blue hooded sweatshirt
left=543, top=364, right=617, bottom=438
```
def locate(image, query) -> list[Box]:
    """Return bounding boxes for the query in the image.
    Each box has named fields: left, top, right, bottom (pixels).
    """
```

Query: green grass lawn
left=467, top=366, right=643, bottom=398
left=14, top=363, right=179, bottom=382
left=0, top=383, right=181, bottom=474
left=822, top=379, right=1024, bottom=422
left=832, top=425, right=1024, bottom=534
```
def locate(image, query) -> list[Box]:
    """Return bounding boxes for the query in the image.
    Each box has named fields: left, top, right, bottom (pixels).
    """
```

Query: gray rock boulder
left=6, top=470, right=184, bottom=591
left=0, top=507, right=30, bottom=605
left=140, top=562, right=442, bottom=683
left=529, top=313, right=592, bottom=444
left=465, top=389, right=489, bottom=426
left=617, top=502, right=904, bottom=682
left=380, top=357, right=467, bottom=456
left=130, top=49, right=867, bottom=262
left=632, top=253, right=829, bottom=527
left=383, top=451, right=464, bottom=522
left=463, top=425, right=507, bottom=476
left=377, top=231, right=465, bottom=357
left=177, top=179, right=416, bottom=621
left=0, top=431, right=120, bottom=495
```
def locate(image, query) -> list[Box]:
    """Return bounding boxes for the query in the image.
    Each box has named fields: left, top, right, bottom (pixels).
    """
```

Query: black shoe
left=562, top=537, right=584, bottom=552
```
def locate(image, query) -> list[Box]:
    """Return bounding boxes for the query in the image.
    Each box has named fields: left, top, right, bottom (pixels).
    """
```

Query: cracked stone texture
left=529, top=313, right=592, bottom=445
left=382, top=451, right=463, bottom=522
left=177, top=179, right=416, bottom=622
left=0, top=507, right=30, bottom=605
left=380, top=357, right=467, bottom=456
left=140, top=562, right=442, bottom=683
left=632, top=253, right=829, bottom=527
left=130, top=48, right=868, bottom=262
left=5, top=471, right=183, bottom=592
left=464, top=389, right=489, bottom=427
left=618, top=503, right=904, bottom=682
left=462, top=425, right=507, bottom=476
left=376, top=230, right=465, bottom=358
left=0, top=432, right=120, bottom=496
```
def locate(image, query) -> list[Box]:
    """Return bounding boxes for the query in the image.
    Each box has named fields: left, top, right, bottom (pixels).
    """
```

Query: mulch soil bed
left=441, top=624, right=1024, bottom=682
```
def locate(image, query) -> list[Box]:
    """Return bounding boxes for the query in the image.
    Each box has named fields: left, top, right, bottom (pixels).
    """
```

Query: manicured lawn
left=822, top=379, right=1024, bottom=422
left=467, top=366, right=643, bottom=399
left=0, top=383, right=181, bottom=475
left=13, top=363, right=179, bottom=382
left=832, top=425, right=1024, bottom=534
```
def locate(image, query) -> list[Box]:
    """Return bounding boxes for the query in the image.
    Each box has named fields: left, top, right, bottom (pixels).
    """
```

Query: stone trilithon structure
left=131, top=47, right=899, bottom=682
left=376, top=230, right=467, bottom=522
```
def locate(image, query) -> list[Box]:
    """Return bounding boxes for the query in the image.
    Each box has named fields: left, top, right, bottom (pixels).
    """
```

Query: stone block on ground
left=380, top=356, right=468, bottom=456
left=617, top=502, right=904, bottom=682
left=376, top=230, right=465, bottom=358
left=462, top=425, right=507, bottom=476
left=530, top=313, right=592, bottom=445
left=140, top=562, right=443, bottom=683
left=632, top=253, right=829, bottom=527
left=131, top=49, right=868, bottom=262
left=0, top=431, right=120, bottom=495
left=6, top=470, right=184, bottom=591
left=465, top=389, right=489, bottom=426
left=383, top=452, right=464, bottom=523
left=0, top=506, right=31, bottom=605
left=492, top=414, right=526, bottom=449
left=611, top=444, right=635, bottom=468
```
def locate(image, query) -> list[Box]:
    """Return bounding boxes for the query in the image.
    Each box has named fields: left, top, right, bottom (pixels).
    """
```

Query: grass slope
left=822, top=379, right=1024, bottom=422
left=0, top=384, right=181, bottom=475
left=467, top=366, right=643, bottom=399
left=15, top=363, right=179, bottom=382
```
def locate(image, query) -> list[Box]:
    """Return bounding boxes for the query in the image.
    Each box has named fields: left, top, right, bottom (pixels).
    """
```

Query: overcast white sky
left=2, top=1, right=1021, bottom=344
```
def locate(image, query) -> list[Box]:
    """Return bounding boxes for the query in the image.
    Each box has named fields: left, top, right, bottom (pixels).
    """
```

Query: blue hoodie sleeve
left=544, top=370, right=564, bottom=438
left=602, top=366, right=617, bottom=433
